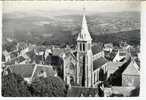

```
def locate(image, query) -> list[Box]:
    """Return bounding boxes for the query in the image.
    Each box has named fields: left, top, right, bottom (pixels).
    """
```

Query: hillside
left=2, top=11, right=140, bottom=46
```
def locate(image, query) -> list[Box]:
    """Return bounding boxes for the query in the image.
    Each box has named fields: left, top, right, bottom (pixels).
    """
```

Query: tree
left=30, top=76, right=67, bottom=97
left=2, top=73, right=31, bottom=97
left=130, top=86, right=140, bottom=97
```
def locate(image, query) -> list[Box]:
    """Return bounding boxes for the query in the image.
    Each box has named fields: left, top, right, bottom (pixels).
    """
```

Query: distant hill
left=91, top=30, right=140, bottom=46
left=2, top=11, right=140, bottom=46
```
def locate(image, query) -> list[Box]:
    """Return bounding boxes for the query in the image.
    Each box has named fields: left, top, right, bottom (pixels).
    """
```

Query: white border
left=0, top=0, right=146, bottom=100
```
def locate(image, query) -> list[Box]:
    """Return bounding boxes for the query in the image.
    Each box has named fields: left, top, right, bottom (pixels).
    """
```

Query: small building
left=113, top=49, right=128, bottom=62
left=106, top=61, right=125, bottom=80
left=122, top=60, right=140, bottom=87
left=4, top=64, right=55, bottom=83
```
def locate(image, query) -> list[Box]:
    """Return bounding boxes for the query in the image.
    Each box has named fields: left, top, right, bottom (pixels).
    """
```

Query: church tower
left=76, top=8, right=93, bottom=87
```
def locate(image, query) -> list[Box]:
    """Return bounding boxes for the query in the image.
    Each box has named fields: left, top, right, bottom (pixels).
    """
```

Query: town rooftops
left=122, top=60, right=140, bottom=76
left=4, top=56, right=26, bottom=65
left=32, top=64, right=55, bottom=78
left=52, top=48, right=65, bottom=56
left=106, top=61, right=125, bottom=74
left=9, top=64, right=35, bottom=78
left=93, top=57, right=108, bottom=70
left=92, top=43, right=104, bottom=55
left=7, top=64, right=55, bottom=79
left=104, top=43, right=113, bottom=48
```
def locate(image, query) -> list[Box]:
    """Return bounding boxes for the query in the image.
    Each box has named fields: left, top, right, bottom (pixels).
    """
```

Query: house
left=105, top=56, right=131, bottom=86
left=113, top=49, right=128, bottom=62
left=106, top=61, right=126, bottom=80
left=122, top=60, right=140, bottom=87
left=4, top=64, right=55, bottom=83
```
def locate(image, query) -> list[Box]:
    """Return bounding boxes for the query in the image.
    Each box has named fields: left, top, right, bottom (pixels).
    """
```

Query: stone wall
left=122, top=75, right=140, bottom=87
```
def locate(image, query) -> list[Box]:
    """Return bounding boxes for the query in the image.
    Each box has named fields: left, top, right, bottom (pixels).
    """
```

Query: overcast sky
left=3, top=1, right=141, bottom=15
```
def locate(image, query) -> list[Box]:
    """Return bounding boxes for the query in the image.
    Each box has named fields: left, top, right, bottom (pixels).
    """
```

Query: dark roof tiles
left=93, top=57, right=108, bottom=70
left=9, top=64, right=35, bottom=78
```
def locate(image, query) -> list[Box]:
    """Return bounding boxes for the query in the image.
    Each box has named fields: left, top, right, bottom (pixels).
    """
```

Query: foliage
left=3, top=41, right=17, bottom=52
left=130, top=86, right=140, bottom=97
left=2, top=73, right=31, bottom=97
left=29, top=76, right=67, bottom=97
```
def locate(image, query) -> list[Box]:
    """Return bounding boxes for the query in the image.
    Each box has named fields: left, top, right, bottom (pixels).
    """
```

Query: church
left=63, top=9, right=108, bottom=88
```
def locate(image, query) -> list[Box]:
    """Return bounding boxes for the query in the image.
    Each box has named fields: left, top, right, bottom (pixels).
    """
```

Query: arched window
left=83, top=43, right=85, bottom=51
left=70, top=76, right=74, bottom=85
left=80, top=43, right=82, bottom=51
left=99, top=69, right=104, bottom=81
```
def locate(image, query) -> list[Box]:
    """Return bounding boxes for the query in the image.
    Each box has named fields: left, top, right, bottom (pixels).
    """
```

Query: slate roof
left=92, top=44, right=103, bottom=55
left=9, top=64, right=35, bottom=78
left=16, top=56, right=26, bottom=63
left=67, top=86, right=98, bottom=97
left=122, top=61, right=140, bottom=76
left=52, top=48, right=64, bottom=56
left=106, top=62, right=124, bottom=74
left=104, top=43, right=113, bottom=48
left=33, top=65, right=55, bottom=78
left=8, top=64, right=55, bottom=79
left=93, top=57, right=108, bottom=70
left=5, top=56, right=26, bottom=65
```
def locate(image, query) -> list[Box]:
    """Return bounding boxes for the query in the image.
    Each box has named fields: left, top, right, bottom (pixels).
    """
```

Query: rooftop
left=9, top=64, right=35, bottom=78
left=93, top=57, right=108, bottom=70
left=106, top=61, right=125, bottom=74
left=92, top=45, right=103, bottom=55
left=122, top=60, right=140, bottom=76
left=8, top=64, right=55, bottom=79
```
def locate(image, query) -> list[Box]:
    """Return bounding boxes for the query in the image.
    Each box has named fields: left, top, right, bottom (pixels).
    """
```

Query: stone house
left=122, top=60, right=140, bottom=87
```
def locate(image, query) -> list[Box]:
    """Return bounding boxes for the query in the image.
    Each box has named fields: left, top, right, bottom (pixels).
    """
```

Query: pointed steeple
left=77, top=7, right=92, bottom=41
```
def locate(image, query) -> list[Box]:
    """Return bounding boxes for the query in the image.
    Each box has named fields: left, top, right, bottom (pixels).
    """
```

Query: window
left=83, top=43, right=85, bottom=51
left=80, top=43, right=82, bottom=51
left=94, top=73, right=95, bottom=83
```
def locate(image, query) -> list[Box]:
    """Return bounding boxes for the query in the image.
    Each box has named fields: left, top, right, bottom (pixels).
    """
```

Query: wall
left=122, top=74, right=140, bottom=87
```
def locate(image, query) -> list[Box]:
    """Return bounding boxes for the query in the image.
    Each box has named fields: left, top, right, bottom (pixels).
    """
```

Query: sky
left=3, top=1, right=140, bottom=15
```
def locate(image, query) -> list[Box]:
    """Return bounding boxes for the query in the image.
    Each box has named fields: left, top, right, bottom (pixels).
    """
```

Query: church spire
left=77, top=7, right=92, bottom=41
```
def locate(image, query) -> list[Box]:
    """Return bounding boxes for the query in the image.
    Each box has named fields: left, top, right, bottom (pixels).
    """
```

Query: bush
left=2, top=73, right=31, bottom=97
left=30, top=76, right=67, bottom=97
